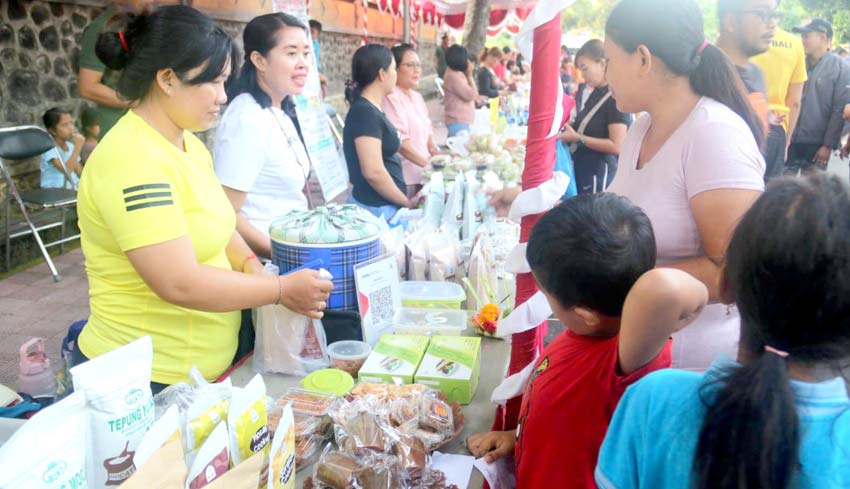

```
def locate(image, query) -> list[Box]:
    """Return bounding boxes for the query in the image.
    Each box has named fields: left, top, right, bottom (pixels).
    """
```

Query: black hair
left=445, top=44, right=469, bottom=72
left=80, top=107, right=98, bottom=129
left=575, top=39, right=605, bottom=63
left=43, top=107, right=70, bottom=130
left=526, top=193, right=656, bottom=317
left=345, top=44, right=393, bottom=104
left=502, top=46, right=512, bottom=54
left=694, top=174, right=850, bottom=489
left=229, top=12, right=308, bottom=109
left=606, top=0, right=764, bottom=148
left=309, top=19, right=322, bottom=33
left=95, top=5, right=236, bottom=102
left=391, top=43, right=417, bottom=68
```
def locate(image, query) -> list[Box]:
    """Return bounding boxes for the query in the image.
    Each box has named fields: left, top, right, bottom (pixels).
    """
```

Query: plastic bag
left=71, top=336, right=155, bottom=488
left=422, top=172, right=445, bottom=229
left=268, top=403, right=296, bottom=489
left=0, top=392, right=88, bottom=489
left=426, top=231, right=460, bottom=282
left=186, top=421, right=230, bottom=489
left=254, top=263, right=331, bottom=376
left=185, top=378, right=232, bottom=454
left=228, top=374, right=271, bottom=467
left=134, top=405, right=182, bottom=470
left=442, top=173, right=466, bottom=239
left=462, top=170, right=482, bottom=241
left=555, top=140, right=578, bottom=200
left=405, top=229, right=429, bottom=282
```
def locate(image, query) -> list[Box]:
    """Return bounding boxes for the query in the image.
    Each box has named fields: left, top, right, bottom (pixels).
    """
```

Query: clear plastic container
left=392, top=308, right=468, bottom=336
left=327, top=341, right=372, bottom=377
left=278, top=388, right=340, bottom=417
left=400, top=281, right=466, bottom=310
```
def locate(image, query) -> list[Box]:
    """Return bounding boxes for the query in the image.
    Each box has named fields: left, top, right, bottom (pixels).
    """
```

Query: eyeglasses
left=401, top=62, right=422, bottom=70
left=737, top=9, right=783, bottom=23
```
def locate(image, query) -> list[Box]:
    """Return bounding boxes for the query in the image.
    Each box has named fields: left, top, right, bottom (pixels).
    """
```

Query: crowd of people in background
left=14, top=0, right=850, bottom=487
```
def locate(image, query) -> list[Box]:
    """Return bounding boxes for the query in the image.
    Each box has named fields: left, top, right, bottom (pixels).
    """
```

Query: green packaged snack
left=357, top=335, right=430, bottom=384
left=414, top=336, right=481, bottom=404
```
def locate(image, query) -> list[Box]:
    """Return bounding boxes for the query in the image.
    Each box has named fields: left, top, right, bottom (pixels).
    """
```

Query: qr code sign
left=369, top=285, right=394, bottom=324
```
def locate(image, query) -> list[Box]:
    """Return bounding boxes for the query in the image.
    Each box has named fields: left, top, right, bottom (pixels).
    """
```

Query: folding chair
left=435, top=77, right=446, bottom=98
left=0, top=125, right=79, bottom=282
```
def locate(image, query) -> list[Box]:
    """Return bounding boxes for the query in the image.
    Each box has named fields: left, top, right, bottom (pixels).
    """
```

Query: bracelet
left=274, top=276, right=284, bottom=305
left=579, top=134, right=586, bottom=146
left=240, top=252, right=257, bottom=272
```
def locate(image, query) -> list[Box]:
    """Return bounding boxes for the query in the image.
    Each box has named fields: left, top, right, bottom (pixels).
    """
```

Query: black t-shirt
left=736, top=63, right=767, bottom=95
left=343, top=96, right=406, bottom=207
left=571, top=85, right=630, bottom=167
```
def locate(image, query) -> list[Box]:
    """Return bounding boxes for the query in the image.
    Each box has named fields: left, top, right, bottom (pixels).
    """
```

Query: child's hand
left=466, top=430, right=516, bottom=463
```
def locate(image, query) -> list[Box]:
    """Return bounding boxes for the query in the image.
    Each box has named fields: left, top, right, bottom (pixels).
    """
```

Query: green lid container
left=300, top=368, right=355, bottom=396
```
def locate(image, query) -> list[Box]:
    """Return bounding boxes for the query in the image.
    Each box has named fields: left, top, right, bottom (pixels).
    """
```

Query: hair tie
left=118, top=31, right=129, bottom=53
left=764, top=345, right=789, bottom=358
left=696, top=39, right=710, bottom=57
left=345, top=79, right=358, bottom=91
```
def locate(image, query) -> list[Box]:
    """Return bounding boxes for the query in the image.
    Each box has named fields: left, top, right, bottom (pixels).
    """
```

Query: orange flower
left=479, top=303, right=500, bottom=323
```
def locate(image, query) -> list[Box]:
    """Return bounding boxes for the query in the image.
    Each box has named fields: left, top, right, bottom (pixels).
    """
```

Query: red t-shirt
left=514, top=330, right=672, bottom=489
left=493, top=62, right=508, bottom=82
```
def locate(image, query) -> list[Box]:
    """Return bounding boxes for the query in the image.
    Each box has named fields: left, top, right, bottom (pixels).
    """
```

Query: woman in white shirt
left=215, top=12, right=313, bottom=258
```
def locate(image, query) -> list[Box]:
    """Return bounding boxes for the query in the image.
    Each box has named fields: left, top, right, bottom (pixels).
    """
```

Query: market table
left=226, top=335, right=512, bottom=488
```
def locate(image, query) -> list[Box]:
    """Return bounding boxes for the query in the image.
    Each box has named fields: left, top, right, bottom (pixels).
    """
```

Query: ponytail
left=689, top=44, right=765, bottom=149
left=695, top=350, right=799, bottom=489
left=606, top=0, right=764, bottom=148
left=346, top=44, right=393, bottom=105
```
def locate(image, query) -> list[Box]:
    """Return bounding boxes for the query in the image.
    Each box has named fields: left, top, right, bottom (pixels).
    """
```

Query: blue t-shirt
left=40, top=142, right=80, bottom=189
left=596, top=356, right=850, bottom=489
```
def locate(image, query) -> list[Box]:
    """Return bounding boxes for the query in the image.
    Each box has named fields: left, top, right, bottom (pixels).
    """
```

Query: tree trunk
left=463, top=0, right=490, bottom=59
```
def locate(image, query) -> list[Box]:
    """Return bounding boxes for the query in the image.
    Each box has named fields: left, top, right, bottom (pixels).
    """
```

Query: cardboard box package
left=414, top=336, right=481, bottom=404
left=357, top=335, right=430, bottom=384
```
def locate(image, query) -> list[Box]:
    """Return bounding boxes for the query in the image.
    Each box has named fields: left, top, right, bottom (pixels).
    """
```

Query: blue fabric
left=596, top=356, right=850, bottom=489
left=347, top=194, right=399, bottom=223
left=555, top=140, right=578, bottom=199
left=447, top=123, right=470, bottom=137
left=39, top=142, right=79, bottom=189
left=313, top=39, right=322, bottom=73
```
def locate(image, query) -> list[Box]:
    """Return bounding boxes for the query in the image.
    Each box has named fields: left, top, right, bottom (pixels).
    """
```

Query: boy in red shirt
left=467, top=193, right=708, bottom=488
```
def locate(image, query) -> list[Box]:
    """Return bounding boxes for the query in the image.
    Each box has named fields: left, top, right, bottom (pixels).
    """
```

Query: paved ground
left=1, top=103, right=848, bottom=390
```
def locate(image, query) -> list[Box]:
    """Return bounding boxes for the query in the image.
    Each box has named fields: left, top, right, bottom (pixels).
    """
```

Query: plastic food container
left=400, top=281, right=466, bottom=309
left=301, top=369, right=355, bottom=396
left=278, top=388, right=340, bottom=417
left=392, top=308, right=468, bottom=336
left=327, top=341, right=372, bottom=377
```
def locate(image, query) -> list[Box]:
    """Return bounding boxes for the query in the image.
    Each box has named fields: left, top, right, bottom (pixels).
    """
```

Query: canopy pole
left=403, top=0, right=411, bottom=43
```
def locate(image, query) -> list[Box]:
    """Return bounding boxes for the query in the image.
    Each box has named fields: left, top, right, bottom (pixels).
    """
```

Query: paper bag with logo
left=119, top=440, right=187, bottom=489
left=205, top=452, right=265, bottom=489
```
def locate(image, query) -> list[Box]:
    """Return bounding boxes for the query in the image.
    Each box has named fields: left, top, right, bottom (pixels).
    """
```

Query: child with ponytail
left=596, top=173, right=850, bottom=489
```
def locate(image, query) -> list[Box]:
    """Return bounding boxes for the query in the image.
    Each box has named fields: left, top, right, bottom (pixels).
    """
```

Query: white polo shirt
left=214, top=93, right=310, bottom=236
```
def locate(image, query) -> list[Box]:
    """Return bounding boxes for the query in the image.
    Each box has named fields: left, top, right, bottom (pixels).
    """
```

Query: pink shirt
left=443, top=69, right=477, bottom=126
left=382, top=86, right=433, bottom=186
left=608, top=97, right=765, bottom=371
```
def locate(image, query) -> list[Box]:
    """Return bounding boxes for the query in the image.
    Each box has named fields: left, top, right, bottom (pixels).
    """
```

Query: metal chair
left=0, top=125, right=79, bottom=281
left=435, top=77, right=446, bottom=98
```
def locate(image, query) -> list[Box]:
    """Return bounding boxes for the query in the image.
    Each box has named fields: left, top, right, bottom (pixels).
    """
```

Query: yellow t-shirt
left=752, top=27, right=808, bottom=132
left=77, top=110, right=240, bottom=385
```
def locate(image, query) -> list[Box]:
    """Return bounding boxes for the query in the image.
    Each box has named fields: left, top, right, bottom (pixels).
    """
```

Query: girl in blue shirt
left=596, top=172, right=850, bottom=489
left=40, top=107, right=83, bottom=189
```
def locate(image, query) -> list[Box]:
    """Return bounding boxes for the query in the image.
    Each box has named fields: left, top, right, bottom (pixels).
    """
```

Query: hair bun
left=95, top=31, right=130, bottom=70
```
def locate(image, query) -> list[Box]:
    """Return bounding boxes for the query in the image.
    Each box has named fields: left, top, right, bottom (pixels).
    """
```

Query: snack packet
left=228, top=374, right=271, bottom=466
left=267, top=403, right=296, bottom=489
left=186, top=378, right=232, bottom=452
left=0, top=392, right=88, bottom=489
left=186, top=421, right=230, bottom=489
left=71, top=336, right=155, bottom=488
left=134, top=405, right=182, bottom=470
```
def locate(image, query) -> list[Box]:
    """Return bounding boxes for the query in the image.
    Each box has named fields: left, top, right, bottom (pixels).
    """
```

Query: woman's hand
left=278, top=269, right=334, bottom=319
left=487, top=187, right=521, bottom=217
left=560, top=124, right=580, bottom=144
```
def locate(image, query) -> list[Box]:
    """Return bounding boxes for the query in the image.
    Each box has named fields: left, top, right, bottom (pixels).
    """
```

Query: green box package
left=414, top=336, right=481, bottom=404
left=358, top=334, right=430, bottom=384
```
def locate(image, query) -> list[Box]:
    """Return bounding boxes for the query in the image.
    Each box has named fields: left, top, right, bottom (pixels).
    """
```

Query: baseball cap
left=793, top=18, right=833, bottom=39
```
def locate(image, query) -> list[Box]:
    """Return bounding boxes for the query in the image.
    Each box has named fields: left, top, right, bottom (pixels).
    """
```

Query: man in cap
left=786, top=18, right=850, bottom=173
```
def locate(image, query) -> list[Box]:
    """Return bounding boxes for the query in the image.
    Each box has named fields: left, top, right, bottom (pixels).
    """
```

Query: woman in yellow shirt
left=75, top=5, right=332, bottom=391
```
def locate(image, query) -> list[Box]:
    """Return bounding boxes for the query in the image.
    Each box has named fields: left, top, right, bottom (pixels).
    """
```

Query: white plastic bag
left=0, top=392, right=88, bottom=489
left=254, top=263, right=331, bottom=376
left=134, top=405, right=182, bottom=470
left=427, top=231, right=461, bottom=282
left=186, top=421, right=230, bottom=489
left=423, top=171, right=446, bottom=229
left=71, top=336, right=155, bottom=488
left=442, top=173, right=466, bottom=239
left=463, top=170, right=482, bottom=241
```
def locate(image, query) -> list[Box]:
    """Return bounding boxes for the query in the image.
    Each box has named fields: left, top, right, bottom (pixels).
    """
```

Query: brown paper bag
left=119, top=440, right=187, bottom=489
left=206, top=452, right=266, bottom=489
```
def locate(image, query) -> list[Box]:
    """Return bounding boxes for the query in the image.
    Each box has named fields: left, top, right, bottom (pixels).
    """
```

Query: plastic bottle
left=18, top=338, right=56, bottom=399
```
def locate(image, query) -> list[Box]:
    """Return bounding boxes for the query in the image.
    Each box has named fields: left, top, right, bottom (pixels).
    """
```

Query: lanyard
left=268, top=107, right=311, bottom=180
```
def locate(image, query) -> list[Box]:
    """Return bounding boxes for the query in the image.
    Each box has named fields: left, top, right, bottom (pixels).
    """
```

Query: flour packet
left=228, top=375, right=271, bottom=466
left=267, top=403, right=296, bottom=489
left=71, top=336, right=156, bottom=488
left=186, top=421, right=230, bottom=489
left=0, top=392, right=88, bottom=489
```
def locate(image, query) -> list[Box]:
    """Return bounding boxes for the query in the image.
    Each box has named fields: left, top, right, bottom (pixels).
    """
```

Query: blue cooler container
left=269, top=205, right=383, bottom=311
